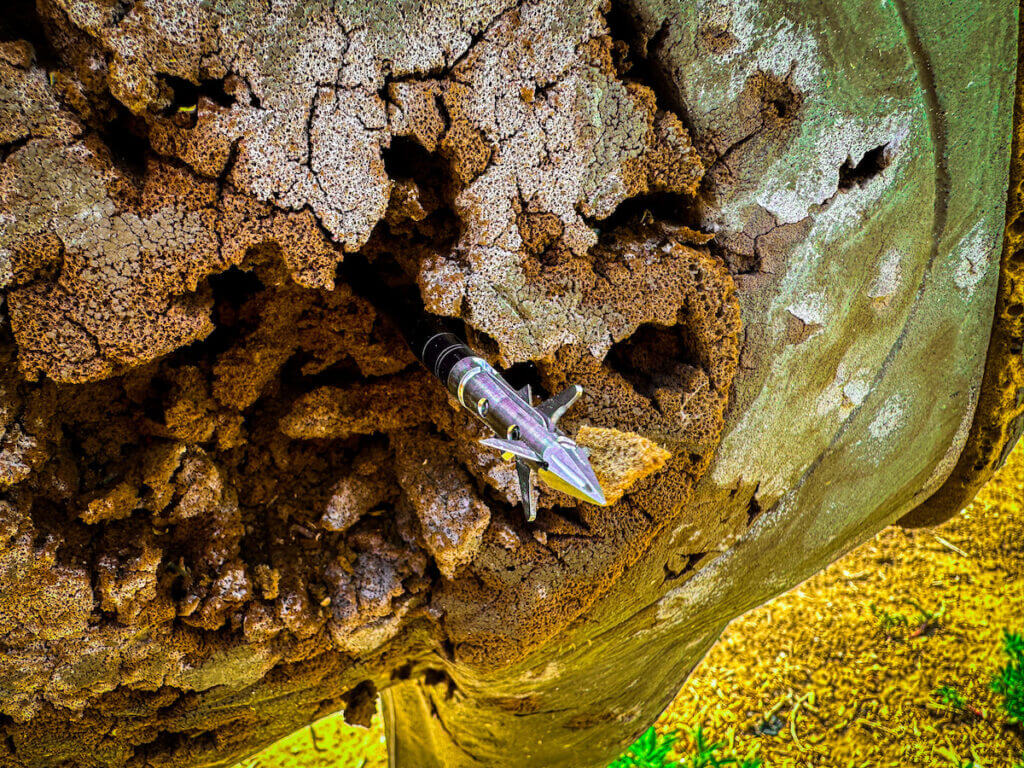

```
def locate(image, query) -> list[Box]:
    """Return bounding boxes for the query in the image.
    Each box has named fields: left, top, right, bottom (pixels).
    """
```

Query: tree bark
left=0, top=0, right=1019, bottom=767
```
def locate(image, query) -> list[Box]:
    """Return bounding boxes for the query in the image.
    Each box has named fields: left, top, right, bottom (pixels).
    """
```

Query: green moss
left=992, top=630, right=1024, bottom=722
left=234, top=710, right=386, bottom=768
left=608, top=726, right=760, bottom=768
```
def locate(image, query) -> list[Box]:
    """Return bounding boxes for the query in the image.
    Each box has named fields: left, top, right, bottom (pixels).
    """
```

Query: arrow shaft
left=414, top=330, right=605, bottom=516
left=421, top=333, right=549, bottom=448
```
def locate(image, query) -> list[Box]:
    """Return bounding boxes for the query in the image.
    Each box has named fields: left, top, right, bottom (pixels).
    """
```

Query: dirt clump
left=576, top=425, right=672, bottom=505
left=0, top=2, right=743, bottom=765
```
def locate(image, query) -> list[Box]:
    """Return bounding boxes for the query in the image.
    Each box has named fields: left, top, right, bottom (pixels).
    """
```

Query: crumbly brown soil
left=0, top=1, right=743, bottom=765
left=233, top=440, right=1022, bottom=768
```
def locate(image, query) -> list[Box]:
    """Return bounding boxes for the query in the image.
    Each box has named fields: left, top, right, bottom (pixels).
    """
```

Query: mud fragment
left=280, top=372, right=431, bottom=440
left=394, top=430, right=491, bottom=579
left=575, top=425, right=671, bottom=505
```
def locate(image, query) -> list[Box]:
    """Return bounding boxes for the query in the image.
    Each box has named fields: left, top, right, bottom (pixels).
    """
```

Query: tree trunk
left=0, top=0, right=1020, bottom=767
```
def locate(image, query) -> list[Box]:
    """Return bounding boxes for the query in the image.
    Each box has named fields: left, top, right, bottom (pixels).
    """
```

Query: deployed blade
left=479, top=437, right=541, bottom=462
left=537, top=384, right=583, bottom=426
left=517, top=383, right=532, bottom=404
left=516, top=459, right=536, bottom=521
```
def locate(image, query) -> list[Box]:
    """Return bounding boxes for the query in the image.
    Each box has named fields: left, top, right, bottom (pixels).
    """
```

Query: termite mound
left=0, top=0, right=742, bottom=765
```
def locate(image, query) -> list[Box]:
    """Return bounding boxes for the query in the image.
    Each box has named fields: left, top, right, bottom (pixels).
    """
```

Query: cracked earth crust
left=0, top=0, right=1017, bottom=766
left=0, top=0, right=744, bottom=764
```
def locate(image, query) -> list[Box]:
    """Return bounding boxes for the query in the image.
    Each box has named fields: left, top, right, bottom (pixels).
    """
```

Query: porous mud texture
left=0, top=1, right=741, bottom=765
left=229, top=439, right=1024, bottom=768
left=575, top=425, right=672, bottom=506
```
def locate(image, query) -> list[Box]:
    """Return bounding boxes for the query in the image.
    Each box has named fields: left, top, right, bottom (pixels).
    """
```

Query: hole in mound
left=0, top=137, right=29, bottom=166
left=109, top=0, right=133, bottom=24
left=663, top=551, right=707, bottom=581
left=0, top=0, right=59, bottom=68
left=212, top=266, right=264, bottom=320
left=159, top=75, right=234, bottom=115
left=500, top=362, right=547, bottom=401
left=199, top=266, right=265, bottom=355
left=101, top=104, right=150, bottom=180
left=580, top=2, right=704, bottom=243
left=746, top=485, right=762, bottom=525
left=139, top=375, right=173, bottom=423
left=392, top=663, right=413, bottom=681
left=758, top=74, right=802, bottom=127
left=606, top=321, right=701, bottom=403
left=384, top=136, right=444, bottom=181
left=463, top=325, right=501, bottom=362
left=838, top=143, right=892, bottom=191
left=381, top=136, right=458, bottom=236
left=598, top=191, right=697, bottom=234
left=604, top=1, right=690, bottom=125
left=166, top=559, right=189, bottom=601
left=278, top=348, right=364, bottom=393
left=375, top=136, right=460, bottom=254
left=770, top=97, right=793, bottom=120
left=339, top=247, right=422, bottom=344
left=339, top=134, right=463, bottom=355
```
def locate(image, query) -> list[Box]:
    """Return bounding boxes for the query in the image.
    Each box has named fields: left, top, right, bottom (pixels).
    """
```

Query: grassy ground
left=236, top=440, right=1023, bottom=768
left=235, top=714, right=386, bottom=768
left=657, top=437, right=1023, bottom=768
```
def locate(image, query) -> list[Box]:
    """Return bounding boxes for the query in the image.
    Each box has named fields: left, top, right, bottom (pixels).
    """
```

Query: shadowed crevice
left=838, top=143, right=893, bottom=191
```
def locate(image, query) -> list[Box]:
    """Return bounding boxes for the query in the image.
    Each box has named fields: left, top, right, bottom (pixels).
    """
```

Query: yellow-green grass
left=235, top=709, right=386, bottom=768
left=658, top=438, right=1023, bottom=767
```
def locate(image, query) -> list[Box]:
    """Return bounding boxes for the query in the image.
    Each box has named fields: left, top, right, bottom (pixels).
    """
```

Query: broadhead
left=537, top=440, right=607, bottom=506
left=536, top=384, right=583, bottom=426
left=479, top=437, right=541, bottom=462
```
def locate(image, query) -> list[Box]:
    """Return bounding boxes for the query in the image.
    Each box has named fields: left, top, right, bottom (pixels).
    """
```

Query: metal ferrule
left=447, top=355, right=550, bottom=449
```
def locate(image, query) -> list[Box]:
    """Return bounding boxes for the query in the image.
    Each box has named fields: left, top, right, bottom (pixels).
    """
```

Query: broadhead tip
left=537, top=443, right=607, bottom=507
left=571, top=476, right=606, bottom=506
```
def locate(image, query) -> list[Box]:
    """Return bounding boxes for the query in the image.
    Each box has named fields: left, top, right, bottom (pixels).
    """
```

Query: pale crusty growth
left=44, top=0, right=515, bottom=250
left=407, top=15, right=706, bottom=364
left=0, top=49, right=341, bottom=382
left=576, top=425, right=672, bottom=505
left=0, top=1, right=744, bottom=765
left=0, top=43, right=79, bottom=146
left=3, top=144, right=220, bottom=382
